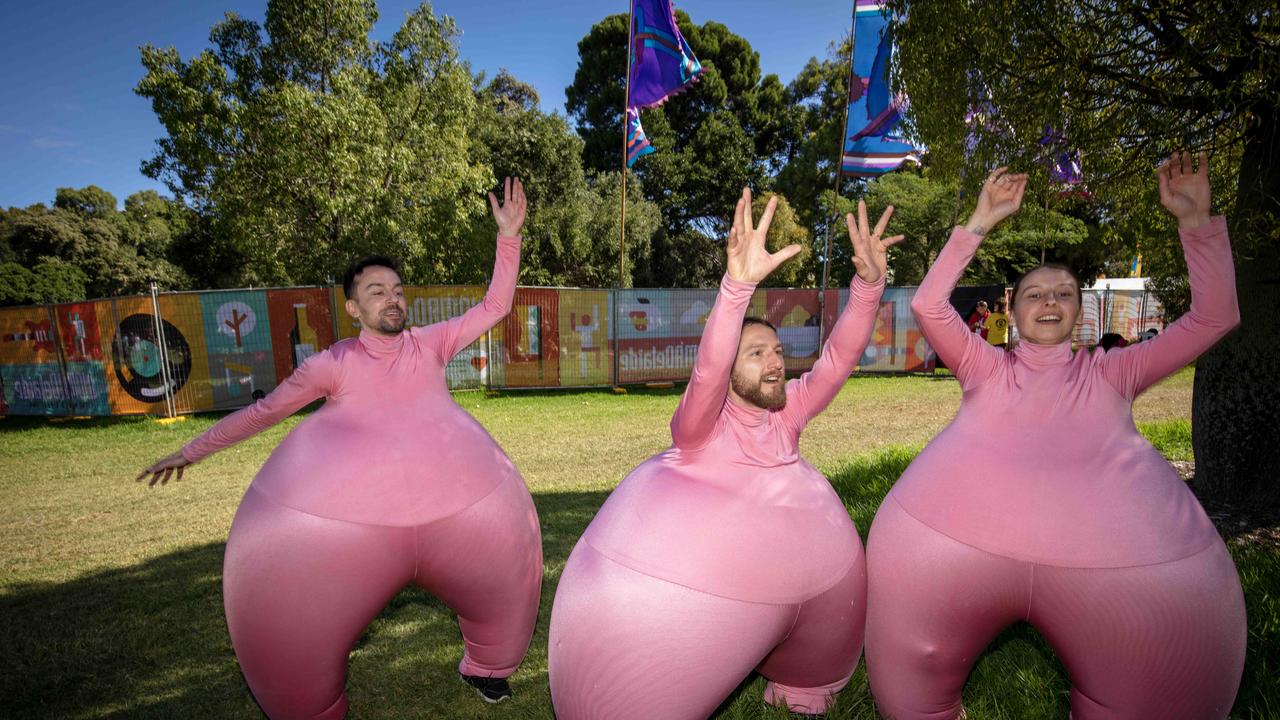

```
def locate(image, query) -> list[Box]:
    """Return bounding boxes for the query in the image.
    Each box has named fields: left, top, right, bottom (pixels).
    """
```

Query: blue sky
left=0, top=1, right=851, bottom=210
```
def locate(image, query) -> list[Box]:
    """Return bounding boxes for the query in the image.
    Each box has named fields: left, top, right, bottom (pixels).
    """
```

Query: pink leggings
left=222, top=479, right=542, bottom=719
left=865, top=496, right=1246, bottom=720
left=548, top=541, right=866, bottom=719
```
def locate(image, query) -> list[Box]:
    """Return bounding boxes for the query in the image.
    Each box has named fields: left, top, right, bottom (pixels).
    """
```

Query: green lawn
left=1, top=368, right=1275, bottom=719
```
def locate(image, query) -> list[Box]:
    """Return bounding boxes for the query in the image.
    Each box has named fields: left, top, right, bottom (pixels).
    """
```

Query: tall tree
left=893, top=0, right=1279, bottom=507
left=465, top=71, right=661, bottom=288
left=566, top=12, right=797, bottom=287
left=0, top=188, right=189, bottom=301
left=136, top=0, right=490, bottom=286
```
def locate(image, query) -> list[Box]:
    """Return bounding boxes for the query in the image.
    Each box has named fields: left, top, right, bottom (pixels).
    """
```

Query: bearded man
left=548, top=188, right=903, bottom=719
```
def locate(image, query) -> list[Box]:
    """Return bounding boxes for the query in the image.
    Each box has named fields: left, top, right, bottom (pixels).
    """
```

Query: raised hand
left=136, top=451, right=190, bottom=488
left=964, top=167, right=1028, bottom=236
left=489, top=176, right=528, bottom=238
left=726, top=188, right=803, bottom=284
left=1157, top=151, right=1212, bottom=230
left=846, top=200, right=905, bottom=284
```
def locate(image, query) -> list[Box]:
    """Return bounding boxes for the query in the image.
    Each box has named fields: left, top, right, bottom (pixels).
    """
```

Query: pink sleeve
left=181, top=351, right=339, bottom=463
left=779, top=275, right=886, bottom=430
left=413, top=235, right=521, bottom=361
left=669, top=274, right=756, bottom=450
left=909, top=227, right=1004, bottom=389
left=1099, top=216, right=1238, bottom=398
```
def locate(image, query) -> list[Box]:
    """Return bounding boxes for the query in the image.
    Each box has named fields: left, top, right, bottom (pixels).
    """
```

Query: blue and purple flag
left=629, top=0, right=703, bottom=110
left=627, top=108, right=655, bottom=168
left=1038, top=125, right=1083, bottom=185
left=841, top=1, right=920, bottom=178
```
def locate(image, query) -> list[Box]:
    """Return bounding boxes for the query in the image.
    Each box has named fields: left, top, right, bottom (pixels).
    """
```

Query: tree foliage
left=136, top=0, right=490, bottom=286
left=0, top=188, right=190, bottom=305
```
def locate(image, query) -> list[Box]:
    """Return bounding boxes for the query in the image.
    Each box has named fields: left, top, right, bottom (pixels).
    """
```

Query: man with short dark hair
left=549, top=188, right=903, bottom=718
left=140, top=178, right=539, bottom=717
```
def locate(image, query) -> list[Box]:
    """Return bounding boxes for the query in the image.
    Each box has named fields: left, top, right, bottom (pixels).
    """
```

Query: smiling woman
left=865, top=157, right=1246, bottom=720
left=1010, top=263, right=1084, bottom=346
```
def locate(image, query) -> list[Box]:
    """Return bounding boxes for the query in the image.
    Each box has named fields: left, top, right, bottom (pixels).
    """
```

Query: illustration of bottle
left=290, top=304, right=318, bottom=369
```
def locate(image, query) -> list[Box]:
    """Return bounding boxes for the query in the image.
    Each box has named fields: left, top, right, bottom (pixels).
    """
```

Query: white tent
left=1086, top=277, right=1149, bottom=291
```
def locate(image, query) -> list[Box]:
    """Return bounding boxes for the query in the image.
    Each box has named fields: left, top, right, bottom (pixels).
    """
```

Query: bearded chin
left=374, top=315, right=406, bottom=333
left=730, top=372, right=787, bottom=410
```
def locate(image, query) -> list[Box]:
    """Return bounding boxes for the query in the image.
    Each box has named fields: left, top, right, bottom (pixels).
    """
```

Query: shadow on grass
left=0, top=489, right=604, bottom=720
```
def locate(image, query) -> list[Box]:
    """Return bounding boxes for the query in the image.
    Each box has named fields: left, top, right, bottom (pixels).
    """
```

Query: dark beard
left=730, top=370, right=786, bottom=410
left=372, top=312, right=406, bottom=334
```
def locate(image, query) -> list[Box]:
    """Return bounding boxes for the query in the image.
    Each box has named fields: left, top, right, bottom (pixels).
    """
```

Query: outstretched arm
left=137, top=351, right=339, bottom=487
left=1100, top=152, right=1239, bottom=398
left=911, top=168, right=1026, bottom=389
left=670, top=188, right=802, bottom=450
left=416, top=177, right=527, bottom=360
left=781, top=200, right=901, bottom=428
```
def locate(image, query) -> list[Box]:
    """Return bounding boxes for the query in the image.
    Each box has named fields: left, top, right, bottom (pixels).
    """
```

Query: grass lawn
left=1, top=367, right=1275, bottom=719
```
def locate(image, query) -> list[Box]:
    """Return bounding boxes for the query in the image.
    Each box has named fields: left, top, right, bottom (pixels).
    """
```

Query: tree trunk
left=1192, top=110, right=1280, bottom=510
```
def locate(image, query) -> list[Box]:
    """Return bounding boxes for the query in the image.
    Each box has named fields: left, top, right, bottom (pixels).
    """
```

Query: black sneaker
left=460, top=673, right=513, bottom=703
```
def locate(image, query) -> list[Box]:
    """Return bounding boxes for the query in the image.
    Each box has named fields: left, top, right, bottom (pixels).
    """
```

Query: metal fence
left=0, top=283, right=1161, bottom=417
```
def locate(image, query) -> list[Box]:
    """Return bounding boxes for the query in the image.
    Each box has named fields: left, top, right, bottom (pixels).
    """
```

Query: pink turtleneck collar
left=724, top=393, right=772, bottom=427
left=1011, top=337, right=1073, bottom=368
left=357, top=327, right=407, bottom=357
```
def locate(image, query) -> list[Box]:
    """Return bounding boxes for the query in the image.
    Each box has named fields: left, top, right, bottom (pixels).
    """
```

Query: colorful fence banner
left=845, top=286, right=934, bottom=372
left=97, top=294, right=214, bottom=415
left=615, top=288, right=726, bottom=383
left=51, top=301, right=111, bottom=414
left=266, top=288, right=336, bottom=389
left=498, top=288, right=561, bottom=388
left=0, top=305, right=67, bottom=415
left=199, top=290, right=275, bottom=409
left=0, top=282, right=1164, bottom=417
left=558, top=289, right=612, bottom=387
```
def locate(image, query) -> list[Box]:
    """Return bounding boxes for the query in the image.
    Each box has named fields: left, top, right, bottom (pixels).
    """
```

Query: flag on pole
left=629, top=0, right=703, bottom=110
left=626, top=108, right=655, bottom=168
left=841, top=1, right=920, bottom=178
left=1039, top=125, right=1083, bottom=185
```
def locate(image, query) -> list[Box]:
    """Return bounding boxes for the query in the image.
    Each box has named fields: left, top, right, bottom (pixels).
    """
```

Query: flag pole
left=820, top=3, right=857, bottom=340
left=620, top=0, right=637, bottom=289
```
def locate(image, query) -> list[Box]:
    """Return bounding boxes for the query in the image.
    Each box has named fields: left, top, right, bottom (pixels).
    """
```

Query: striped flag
left=629, top=0, right=703, bottom=109
left=841, top=1, right=920, bottom=178
left=625, top=0, right=703, bottom=168
left=1039, top=125, right=1083, bottom=185
left=626, top=108, right=655, bottom=168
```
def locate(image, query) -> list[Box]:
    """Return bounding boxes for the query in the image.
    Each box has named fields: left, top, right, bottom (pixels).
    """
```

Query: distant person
left=1141, top=327, right=1161, bottom=342
left=137, top=179, right=541, bottom=716
left=966, top=300, right=990, bottom=337
left=984, top=298, right=1009, bottom=347
left=1099, top=332, right=1128, bottom=351
left=549, top=189, right=903, bottom=719
left=865, top=156, right=1245, bottom=719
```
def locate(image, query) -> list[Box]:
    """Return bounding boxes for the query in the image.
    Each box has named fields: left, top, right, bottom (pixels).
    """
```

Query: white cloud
left=32, top=137, right=77, bottom=149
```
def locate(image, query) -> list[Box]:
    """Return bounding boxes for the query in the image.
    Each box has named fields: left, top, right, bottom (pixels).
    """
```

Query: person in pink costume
left=865, top=155, right=1246, bottom=719
left=138, top=178, right=542, bottom=718
left=549, top=188, right=904, bottom=719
